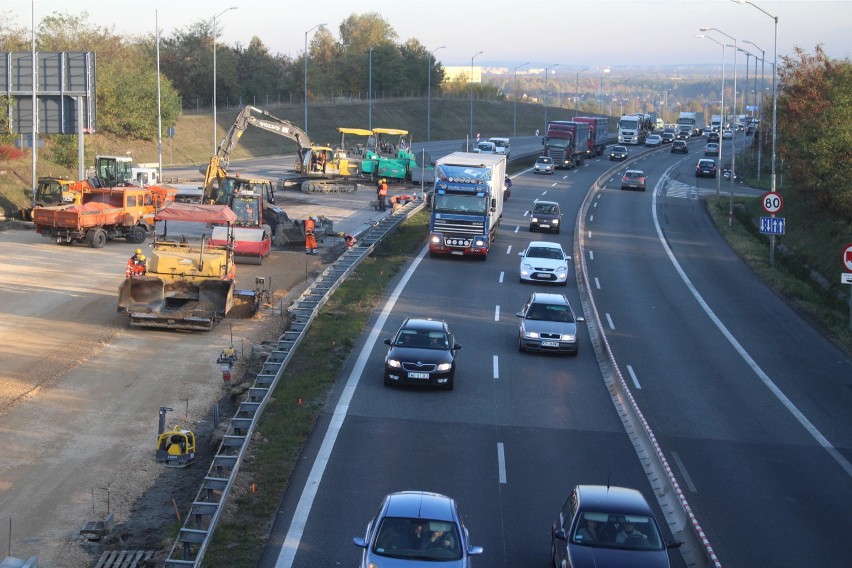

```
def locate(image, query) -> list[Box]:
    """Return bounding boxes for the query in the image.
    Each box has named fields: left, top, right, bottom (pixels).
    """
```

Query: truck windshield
left=545, top=138, right=569, bottom=149
left=619, top=119, right=639, bottom=130
left=434, top=194, right=488, bottom=215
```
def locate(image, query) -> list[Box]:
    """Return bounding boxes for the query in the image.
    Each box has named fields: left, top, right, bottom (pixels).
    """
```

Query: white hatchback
left=519, top=241, right=571, bottom=285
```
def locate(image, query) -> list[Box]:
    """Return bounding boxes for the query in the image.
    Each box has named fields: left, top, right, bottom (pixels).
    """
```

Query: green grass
left=200, top=210, right=430, bottom=567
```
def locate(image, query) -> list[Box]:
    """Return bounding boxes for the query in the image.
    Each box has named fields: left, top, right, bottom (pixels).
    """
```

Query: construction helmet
left=135, top=248, right=142, bottom=255
left=139, top=255, right=146, bottom=261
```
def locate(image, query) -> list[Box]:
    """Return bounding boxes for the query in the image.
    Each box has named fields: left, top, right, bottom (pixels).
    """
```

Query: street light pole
left=744, top=40, right=765, bottom=180
left=368, top=47, right=372, bottom=130
left=697, top=34, right=727, bottom=200
left=544, top=64, right=558, bottom=133
left=735, top=0, right=779, bottom=265
left=212, top=6, right=237, bottom=155
left=575, top=68, right=588, bottom=103
left=469, top=50, right=483, bottom=148
left=304, top=22, right=325, bottom=134
left=427, top=45, right=446, bottom=142
left=513, top=62, right=529, bottom=137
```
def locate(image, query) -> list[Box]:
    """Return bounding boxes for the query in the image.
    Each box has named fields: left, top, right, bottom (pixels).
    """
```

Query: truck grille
left=433, top=218, right=484, bottom=236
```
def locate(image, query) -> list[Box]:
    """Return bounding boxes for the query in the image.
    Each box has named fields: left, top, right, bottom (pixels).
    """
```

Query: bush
left=0, top=145, right=26, bottom=161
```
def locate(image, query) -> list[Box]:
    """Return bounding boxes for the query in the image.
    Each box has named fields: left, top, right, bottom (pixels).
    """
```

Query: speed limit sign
left=762, top=192, right=783, bottom=214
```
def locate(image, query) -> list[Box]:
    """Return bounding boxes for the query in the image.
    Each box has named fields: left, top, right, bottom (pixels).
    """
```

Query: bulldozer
left=155, top=406, right=196, bottom=468
left=117, top=202, right=239, bottom=331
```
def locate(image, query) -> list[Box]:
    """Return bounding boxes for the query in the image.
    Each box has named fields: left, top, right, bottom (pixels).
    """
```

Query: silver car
left=517, top=292, right=584, bottom=355
left=534, top=155, right=555, bottom=174
left=353, top=491, right=483, bottom=567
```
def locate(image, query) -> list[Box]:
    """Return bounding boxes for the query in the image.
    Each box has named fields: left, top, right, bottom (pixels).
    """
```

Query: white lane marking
left=588, top=230, right=592, bottom=239
left=542, top=191, right=548, bottom=196
left=671, top=451, right=697, bottom=493
left=497, top=443, right=507, bottom=484
left=493, top=355, right=499, bottom=379
left=626, top=364, right=641, bottom=389
left=506, top=245, right=512, bottom=255
left=499, top=271, right=504, bottom=284
left=590, top=214, right=594, bottom=222
left=589, top=250, right=594, bottom=260
left=652, top=168, right=852, bottom=478
left=551, top=183, right=558, bottom=187
left=605, top=313, right=615, bottom=330
left=594, top=277, right=601, bottom=290
left=273, top=246, right=429, bottom=568
left=494, top=305, right=500, bottom=321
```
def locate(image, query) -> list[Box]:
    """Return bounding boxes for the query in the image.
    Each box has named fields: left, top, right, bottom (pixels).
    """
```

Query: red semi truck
left=572, top=116, right=610, bottom=157
left=543, top=121, right=590, bottom=169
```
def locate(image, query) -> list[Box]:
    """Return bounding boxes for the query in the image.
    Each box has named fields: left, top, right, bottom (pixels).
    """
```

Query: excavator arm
left=203, top=106, right=313, bottom=203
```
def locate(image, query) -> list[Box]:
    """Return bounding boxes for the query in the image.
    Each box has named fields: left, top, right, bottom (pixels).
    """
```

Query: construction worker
left=126, top=250, right=147, bottom=277
left=339, top=231, right=357, bottom=249
left=304, top=215, right=318, bottom=255
left=377, top=179, right=388, bottom=211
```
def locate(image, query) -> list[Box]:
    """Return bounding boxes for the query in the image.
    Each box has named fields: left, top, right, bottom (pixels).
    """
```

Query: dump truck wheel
left=127, top=226, right=148, bottom=244
left=89, top=229, right=107, bottom=249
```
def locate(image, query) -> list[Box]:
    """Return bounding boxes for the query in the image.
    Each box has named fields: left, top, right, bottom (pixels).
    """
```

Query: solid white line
left=497, top=443, right=507, bottom=484
left=494, top=305, right=500, bottom=321
left=589, top=250, right=594, bottom=260
left=605, top=313, right=615, bottom=330
left=626, top=364, right=641, bottom=389
left=652, top=169, right=852, bottom=478
left=273, top=246, right=430, bottom=568
left=493, top=355, right=499, bottom=379
left=671, top=451, right=697, bottom=493
left=499, top=271, right=504, bottom=284
left=594, top=277, right=601, bottom=290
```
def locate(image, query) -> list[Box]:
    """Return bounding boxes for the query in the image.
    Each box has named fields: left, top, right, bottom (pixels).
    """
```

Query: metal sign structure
left=0, top=51, right=97, bottom=134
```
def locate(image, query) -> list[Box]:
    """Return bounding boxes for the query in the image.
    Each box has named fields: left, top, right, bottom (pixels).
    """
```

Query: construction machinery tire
left=126, top=225, right=148, bottom=244
left=88, top=228, right=107, bottom=249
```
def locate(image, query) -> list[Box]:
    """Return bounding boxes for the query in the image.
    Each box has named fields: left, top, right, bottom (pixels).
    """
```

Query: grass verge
left=199, top=210, right=430, bottom=567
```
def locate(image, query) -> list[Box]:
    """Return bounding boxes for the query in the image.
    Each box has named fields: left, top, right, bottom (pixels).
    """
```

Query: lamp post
left=212, top=6, right=237, bottom=155
left=744, top=39, right=765, bottom=180
left=427, top=45, right=446, bottom=142
left=544, top=64, right=558, bottom=133
left=469, top=50, right=483, bottom=148
left=697, top=34, right=727, bottom=200
left=513, top=62, right=529, bottom=137
left=575, top=68, right=588, bottom=102
left=368, top=47, right=372, bottom=130
left=735, top=0, right=779, bottom=266
left=304, top=23, right=325, bottom=134
left=702, top=27, right=737, bottom=225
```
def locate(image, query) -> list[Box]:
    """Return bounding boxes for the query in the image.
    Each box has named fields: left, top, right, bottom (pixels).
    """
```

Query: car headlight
left=560, top=334, right=576, bottom=341
left=552, top=219, right=559, bottom=224
left=530, top=216, right=539, bottom=223
left=556, top=265, right=567, bottom=273
left=436, top=362, right=452, bottom=371
left=386, top=358, right=401, bottom=368
left=522, top=263, right=533, bottom=270
left=523, top=330, right=540, bottom=339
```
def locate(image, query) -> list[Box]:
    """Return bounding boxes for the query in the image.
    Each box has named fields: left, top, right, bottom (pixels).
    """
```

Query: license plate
left=540, top=224, right=550, bottom=228
left=538, top=274, right=555, bottom=280
left=408, top=372, right=430, bottom=379
left=450, top=250, right=463, bottom=256
left=541, top=341, right=559, bottom=347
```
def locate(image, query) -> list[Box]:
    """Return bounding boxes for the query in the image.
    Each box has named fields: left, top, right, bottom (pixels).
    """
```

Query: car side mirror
left=468, top=545, right=484, bottom=556
left=383, top=338, right=391, bottom=346
left=576, top=316, right=586, bottom=323
left=453, top=343, right=462, bottom=351
left=667, top=539, right=684, bottom=549
left=515, top=312, right=524, bottom=318
left=554, top=529, right=567, bottom=542
left=353, top=537, right=367, bottom=548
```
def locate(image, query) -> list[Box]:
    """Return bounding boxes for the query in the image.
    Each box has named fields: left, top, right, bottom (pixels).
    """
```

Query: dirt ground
left=0, top=222, right=341, bottom=567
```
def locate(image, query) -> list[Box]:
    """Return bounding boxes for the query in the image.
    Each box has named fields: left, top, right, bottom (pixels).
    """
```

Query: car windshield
left=525, top=303, right=574, bottom=322
left=527, top=246, right=563, bottom=260
left=613, top=146, right=626, bottom=152
left=534, top=203, right=559, bottom=215
left=570, top=512, right=665, bottom=551
left=536, top=157, right=552, bottom=164
left=395, top=329, right=450, bottom=350
left=373, top=517, right=462, bottom=561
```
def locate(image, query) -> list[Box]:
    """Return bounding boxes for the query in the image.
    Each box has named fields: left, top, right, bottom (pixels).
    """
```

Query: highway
left=254, top=136, right=852, bottom=568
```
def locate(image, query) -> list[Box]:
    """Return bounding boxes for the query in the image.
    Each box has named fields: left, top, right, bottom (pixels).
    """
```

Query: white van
left=488, top=137, right=510, bottom=158
left=473, top=141, right=497, bottom=154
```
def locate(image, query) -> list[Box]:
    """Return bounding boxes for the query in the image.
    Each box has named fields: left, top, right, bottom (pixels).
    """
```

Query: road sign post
left=843, top=244, right=852, bottom=330
left=761, top=192, right=784, bottom=269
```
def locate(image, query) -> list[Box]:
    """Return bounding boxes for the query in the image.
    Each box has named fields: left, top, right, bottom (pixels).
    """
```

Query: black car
left=529, top=200, right=563, bottom=233
left=695, top=158, right=717, bottom=178
left=670, top=140, right=688, bottom=154
left=707, top=131, right=720, bottom=143
left=609, top=146, right=628, bottom=161
left=383, top=318, right=461, bottom=390
left=551, top=485, right=682, bottom=568
left=660, top=132, right=675, bottom=144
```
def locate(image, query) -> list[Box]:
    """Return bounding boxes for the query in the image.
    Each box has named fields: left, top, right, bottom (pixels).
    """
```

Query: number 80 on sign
left=762, top=192, right=783, bottom=214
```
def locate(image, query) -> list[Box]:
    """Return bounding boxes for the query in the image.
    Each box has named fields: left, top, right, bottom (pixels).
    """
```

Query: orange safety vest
left=304, top=218, right=316, bottom=235
left=378, top=183, right=388, bottom=197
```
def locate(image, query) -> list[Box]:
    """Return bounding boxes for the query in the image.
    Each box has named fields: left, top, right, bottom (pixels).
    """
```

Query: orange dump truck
left=33, top=185, right=175, bottom=248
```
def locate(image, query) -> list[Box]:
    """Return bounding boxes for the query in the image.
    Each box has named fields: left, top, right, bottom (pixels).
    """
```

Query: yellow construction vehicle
left=155, top=406, right=196, bottom=468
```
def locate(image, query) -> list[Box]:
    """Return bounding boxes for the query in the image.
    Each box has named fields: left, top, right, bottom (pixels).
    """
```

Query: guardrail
left=162, top=200, right=426, bottom=567
left=573, top=161, right=721, bottom=568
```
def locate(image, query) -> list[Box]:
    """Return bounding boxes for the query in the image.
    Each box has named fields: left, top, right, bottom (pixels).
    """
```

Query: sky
left=3, top=0, right=852, bottom=71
